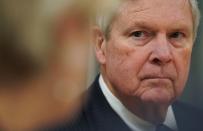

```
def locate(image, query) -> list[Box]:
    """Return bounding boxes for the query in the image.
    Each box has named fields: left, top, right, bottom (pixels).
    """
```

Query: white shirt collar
left=99, top=75, right=178, bottom=131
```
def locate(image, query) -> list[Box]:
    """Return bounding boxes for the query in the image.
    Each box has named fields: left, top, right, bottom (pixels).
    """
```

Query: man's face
left=99, top=0, right=194, bottom=105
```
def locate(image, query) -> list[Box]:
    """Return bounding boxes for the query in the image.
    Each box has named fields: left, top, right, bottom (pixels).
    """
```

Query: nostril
left=152, top=58, right=162, bottom=65
left=149, top=49, right=172, bottom=65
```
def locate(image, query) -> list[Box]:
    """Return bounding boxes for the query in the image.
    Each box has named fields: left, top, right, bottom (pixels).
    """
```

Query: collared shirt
left=99, top=75, right=178, bottom=131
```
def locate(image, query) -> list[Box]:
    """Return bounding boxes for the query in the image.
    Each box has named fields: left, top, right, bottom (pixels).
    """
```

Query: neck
left=120, top=96, right=169, bottom=124
left=0, top=63, right=83, bottom=130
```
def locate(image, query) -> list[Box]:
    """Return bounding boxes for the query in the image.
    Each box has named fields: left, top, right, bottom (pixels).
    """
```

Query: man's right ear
left=92, top=26, right=106, bottom=64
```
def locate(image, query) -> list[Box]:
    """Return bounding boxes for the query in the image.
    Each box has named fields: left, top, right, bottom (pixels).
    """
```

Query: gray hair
left=189, top=0, right=201, bottom=39
left=96, top=0, right=200, bottom=39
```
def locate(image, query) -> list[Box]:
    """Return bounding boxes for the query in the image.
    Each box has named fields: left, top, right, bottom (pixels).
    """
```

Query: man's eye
left=129, top=30, right=152, bottom=46
left=132, top=31, right=145, bottom=38
left=169, top=32, right=184, bottom=39
left=169, top=32, right=188, bottom=47
left=130, top=31, right=150, bottom=40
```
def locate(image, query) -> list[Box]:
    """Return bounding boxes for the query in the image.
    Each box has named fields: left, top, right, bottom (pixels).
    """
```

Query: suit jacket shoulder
left=48, top=77, right=203, bottom=131
left=60, top=76, right=131, bottom=131
left=173, top=101, right=203, bottom=131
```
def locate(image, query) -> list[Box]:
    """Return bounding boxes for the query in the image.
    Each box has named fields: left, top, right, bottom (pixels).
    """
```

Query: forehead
left=112, top=0, right=193, bottom=31
left=120, top=0, right=191, bottom=16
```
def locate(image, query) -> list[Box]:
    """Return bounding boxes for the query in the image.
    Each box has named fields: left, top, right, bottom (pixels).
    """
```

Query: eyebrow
left=124, top=20, right=159, bottom=33
left=124, top=19, right=192, bottom=33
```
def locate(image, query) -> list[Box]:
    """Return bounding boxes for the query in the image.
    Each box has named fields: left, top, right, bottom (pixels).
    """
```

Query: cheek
left=105, top=42, right=148, bottom=95
left=174, top=47, right=192, bottom=95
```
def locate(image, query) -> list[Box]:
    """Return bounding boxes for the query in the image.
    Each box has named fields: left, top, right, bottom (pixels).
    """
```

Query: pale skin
left=94, top=0, right=194, bottom=124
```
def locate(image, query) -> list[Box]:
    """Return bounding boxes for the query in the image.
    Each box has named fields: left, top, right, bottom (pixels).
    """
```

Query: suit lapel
left=84, top=77, right=132, bottom=131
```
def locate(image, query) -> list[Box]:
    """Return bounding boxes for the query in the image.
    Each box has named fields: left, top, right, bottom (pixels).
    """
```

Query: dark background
left=181, top=0, right=203, bottom=108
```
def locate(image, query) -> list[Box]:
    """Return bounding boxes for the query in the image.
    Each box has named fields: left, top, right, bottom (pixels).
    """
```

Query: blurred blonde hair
left=0, top=0, right=94, bottom=78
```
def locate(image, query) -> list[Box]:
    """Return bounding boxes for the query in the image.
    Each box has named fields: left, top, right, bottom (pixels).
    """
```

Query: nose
left=149, top=34, right=172, bottom=66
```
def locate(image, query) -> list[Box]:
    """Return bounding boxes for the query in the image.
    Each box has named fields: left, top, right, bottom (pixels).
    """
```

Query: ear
left=92, top=26, right=107, bottom=64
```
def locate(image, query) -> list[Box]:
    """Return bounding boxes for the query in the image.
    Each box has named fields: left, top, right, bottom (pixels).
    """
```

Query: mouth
left=140, top=75, right=174, bottom=90
left=140, top=75, right=173, bottom=82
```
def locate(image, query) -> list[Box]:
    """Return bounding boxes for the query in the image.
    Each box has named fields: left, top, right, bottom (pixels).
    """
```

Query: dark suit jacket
left=48, top=77, right=203, bottom=131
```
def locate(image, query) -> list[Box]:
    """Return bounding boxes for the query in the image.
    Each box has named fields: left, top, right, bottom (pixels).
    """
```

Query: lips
left=140, top=74, right=174, bottom=82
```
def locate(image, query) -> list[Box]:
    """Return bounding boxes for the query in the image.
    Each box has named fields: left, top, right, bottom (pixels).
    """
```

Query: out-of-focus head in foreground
left=0, top=0, right=94, bottom=130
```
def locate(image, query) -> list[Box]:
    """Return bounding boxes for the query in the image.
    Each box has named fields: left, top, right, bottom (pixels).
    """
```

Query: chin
left=140, top=88, right=175, bottom=105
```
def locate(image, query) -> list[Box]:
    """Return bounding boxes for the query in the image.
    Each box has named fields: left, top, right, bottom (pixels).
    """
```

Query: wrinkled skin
left=95, top=0, right=194, bottom=123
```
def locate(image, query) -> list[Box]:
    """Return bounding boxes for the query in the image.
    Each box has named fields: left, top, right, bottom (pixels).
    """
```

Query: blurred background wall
left=180, top=0, right=203, bottom=108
